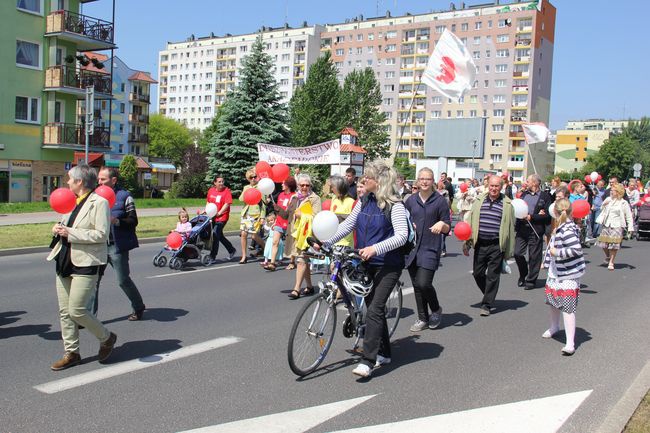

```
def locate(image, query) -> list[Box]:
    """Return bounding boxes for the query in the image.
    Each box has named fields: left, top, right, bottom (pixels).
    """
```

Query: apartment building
left=0, top=0, right=116, bottom=202
left=554, top=129, right=610, bottom=173
left=158, top=0, right=555, bottom=180
left=158, top=24, right=325, bottom=130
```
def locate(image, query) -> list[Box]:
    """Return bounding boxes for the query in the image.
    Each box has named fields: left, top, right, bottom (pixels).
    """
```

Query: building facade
left=158, top=0, right=556, bottom=181
left=0, top=0, right=115, bottom=202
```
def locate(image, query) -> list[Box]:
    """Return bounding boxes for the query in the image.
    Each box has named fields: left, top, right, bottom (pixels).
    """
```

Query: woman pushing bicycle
left=312, top=161, right=408, bottom=378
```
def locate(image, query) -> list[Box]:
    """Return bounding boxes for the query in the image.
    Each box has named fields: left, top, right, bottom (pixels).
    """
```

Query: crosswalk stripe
left=178, top=394, right=376, bottom=433
left=34, top=336, right=243, bottom=394
left=329, top=390, right=592, bottom=433
left=147, top=263, right=241, bottom=279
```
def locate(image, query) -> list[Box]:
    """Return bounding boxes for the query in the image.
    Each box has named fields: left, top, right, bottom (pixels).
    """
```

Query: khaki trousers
left=56, top=274, right=110, bottom=354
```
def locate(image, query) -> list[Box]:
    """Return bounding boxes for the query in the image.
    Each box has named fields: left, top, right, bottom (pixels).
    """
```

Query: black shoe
left=128, top=306, right=145, bottom=321
left=517, top=279, right=525, bottom=287
left=525, top=283, right=535, bottom=290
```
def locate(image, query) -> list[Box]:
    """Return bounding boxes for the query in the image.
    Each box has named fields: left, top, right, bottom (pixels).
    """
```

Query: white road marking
left=34, top=336, right=243, bottom=394
left=179, top=394, right=376, bottom=433
left=147, top=263, right=241, bottom=279
left=330, top=390, right=592, bottom=433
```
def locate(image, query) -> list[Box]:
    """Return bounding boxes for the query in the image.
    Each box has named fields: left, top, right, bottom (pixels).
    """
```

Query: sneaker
left=374, top=355, right=391, bottom=368
left=542, top=329, right=558, bottom=339
left=429, top=307, right=443, bottom=329
left=410, top=319, right=428, bottom=332
left=561, top=346, right=575, bottom=356
left=441, top=251, right=447, bottom=257
left=51, top=352, right=81, bottom=371
left=480, top=306, right=491, bottom=316
left=228, top=250, right=236, bottom=260
left=98, top=332, right=117, bottom=363
left=352, top=363, right=372, bottom=378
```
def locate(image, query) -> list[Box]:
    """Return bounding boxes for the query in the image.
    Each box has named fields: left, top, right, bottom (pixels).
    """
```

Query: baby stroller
left=153, top=214, right=213, bottom=270
left=636, top=202, right=650, bottom=240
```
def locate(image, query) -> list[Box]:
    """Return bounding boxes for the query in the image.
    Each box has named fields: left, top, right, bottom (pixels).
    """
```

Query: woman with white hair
left=47, top=165, right=117, bottom=371
left=313, top=161, right=408, bottom=378
left=286, top=173, right=321, bottom=299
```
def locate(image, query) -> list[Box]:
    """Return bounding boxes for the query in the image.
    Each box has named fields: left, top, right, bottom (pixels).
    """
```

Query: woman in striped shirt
left=542, top=199, right=586, bottom=356
left=316, top=161, right=408, bottom=378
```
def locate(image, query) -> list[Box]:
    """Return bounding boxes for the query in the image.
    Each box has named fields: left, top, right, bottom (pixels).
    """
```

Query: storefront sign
left=11, top=160, right=32, bottom=171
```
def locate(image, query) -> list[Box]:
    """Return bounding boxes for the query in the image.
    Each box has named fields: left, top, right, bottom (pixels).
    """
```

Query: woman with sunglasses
left=238, top=169, right=266, bottom=264
left=313, top=161, right=408, bottom=378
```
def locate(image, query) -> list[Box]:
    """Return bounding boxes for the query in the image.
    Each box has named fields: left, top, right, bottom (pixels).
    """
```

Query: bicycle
left=287, top=244, right=403, bottom=377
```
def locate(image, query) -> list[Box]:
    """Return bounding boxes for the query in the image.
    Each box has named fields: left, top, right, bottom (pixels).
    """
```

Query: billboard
left=424, top=117, right=487, bottom=158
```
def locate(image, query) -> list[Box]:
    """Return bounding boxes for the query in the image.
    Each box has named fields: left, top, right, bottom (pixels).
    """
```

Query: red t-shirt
left=274, top=191, right=295, bottom=230
left=206, top=187, right=233, bottom=223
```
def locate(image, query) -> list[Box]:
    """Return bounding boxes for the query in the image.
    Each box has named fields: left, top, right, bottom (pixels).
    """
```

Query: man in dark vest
left=93, top=167, right=146, bottom=321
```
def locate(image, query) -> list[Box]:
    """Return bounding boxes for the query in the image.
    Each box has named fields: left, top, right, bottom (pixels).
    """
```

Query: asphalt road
left=1, top=235, right=649, bottom=432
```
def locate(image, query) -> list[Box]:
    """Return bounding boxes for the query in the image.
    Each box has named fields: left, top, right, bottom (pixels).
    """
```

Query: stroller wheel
left=201, top=255, right=212, bottom=266
left=155, top=256, right=168, bottom=267
left=152, top=255, right=159, bottom=267
left=169, top=257, right=182, bottom=270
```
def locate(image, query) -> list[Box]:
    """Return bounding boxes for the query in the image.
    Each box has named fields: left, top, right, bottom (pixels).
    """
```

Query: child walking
left=262, top=213, right=284, bottom=266
left=541, top=199, right=586, bottom=356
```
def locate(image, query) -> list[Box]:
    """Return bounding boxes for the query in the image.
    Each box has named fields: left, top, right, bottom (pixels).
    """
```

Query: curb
left=596, top=359, right=650, bottom=433
left=0, top=231, right=241, bottom=257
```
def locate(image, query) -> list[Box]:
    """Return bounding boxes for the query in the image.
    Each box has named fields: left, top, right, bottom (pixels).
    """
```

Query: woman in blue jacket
left=319, top=161, right=408, bottom=378
left=404, top=168, right=451, bottom=332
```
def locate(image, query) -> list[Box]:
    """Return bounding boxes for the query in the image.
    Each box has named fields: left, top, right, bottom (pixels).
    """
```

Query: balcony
left=45, top=10, right=116, bottom=51
left=509, top=131, right=525, bottom=138
left=129, top=93, right=151, bottom=103
left=128, top=113, right=150, bottom=124
left=43, top=123, right=110, bottom=150
left=515, top=39, right=532, bottom=48
left=295, top=44, right=306, bottom=53
left=512, top=85, right=529, bottom=93
left=45, top=65, right=112, bottom=97
left=509, top=146, right=525, bottom=153
left=128, top=133, right=149, bottom=143
left=507, top=160, right=525, bottom=169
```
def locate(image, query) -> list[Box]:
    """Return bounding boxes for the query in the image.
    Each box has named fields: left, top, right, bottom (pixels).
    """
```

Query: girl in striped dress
left=542, top=199, right=586, bottom=356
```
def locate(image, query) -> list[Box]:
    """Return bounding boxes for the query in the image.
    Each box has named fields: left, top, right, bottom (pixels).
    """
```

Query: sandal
left=286, top=263, right=296, bottom=270
left=288, top=289, right=301, bottom=300
left=265, top=263, right=277, bottom=272
left=239, top=258, right=248, bottom=264
left=608, top=263, right=614, bottom=271
left=301, top=286, right=315, bottom=296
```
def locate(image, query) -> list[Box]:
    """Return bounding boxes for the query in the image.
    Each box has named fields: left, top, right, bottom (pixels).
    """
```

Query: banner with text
left=257, top=140, right=341, bottom=164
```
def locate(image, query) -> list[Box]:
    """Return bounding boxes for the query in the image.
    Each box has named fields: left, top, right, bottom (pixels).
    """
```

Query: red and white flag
left=522, top=122, right=550, bottom=144
left=422, top=29, right=476, bottom=102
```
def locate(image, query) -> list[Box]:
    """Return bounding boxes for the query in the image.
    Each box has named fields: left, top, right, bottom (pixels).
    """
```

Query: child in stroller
left=636, top=198, right=650, bottom=240
left=153, top=212, right=213, bottom=270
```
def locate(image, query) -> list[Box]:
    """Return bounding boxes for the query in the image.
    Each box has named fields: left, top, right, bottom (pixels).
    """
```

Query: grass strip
left=623, top=388, right=650, bottom=433
left=0, top=216, right=240, bottom=250
left=0, top=199, right=244, bottom=214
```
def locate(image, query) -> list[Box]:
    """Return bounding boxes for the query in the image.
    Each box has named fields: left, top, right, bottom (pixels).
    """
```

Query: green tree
left=341, top=68, right=390, bottom=160
left=119, top=154, right=138, bottom=193
left=582, top=134, right=640, bottom=180
left=148, top=113, right=193, bottom=167
left=394, top=157, right=416, bottom=180
left=206, top=35, right=289, bottom=195
left=169, top=146, right=209, bottom=198
left=623, top=117, right=650, bottom=152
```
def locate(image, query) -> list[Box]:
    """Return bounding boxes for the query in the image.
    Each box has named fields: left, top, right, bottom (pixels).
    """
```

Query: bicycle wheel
left=287, top=292, right=337, bottom=376
left=385, top=280, right=403, bottom=338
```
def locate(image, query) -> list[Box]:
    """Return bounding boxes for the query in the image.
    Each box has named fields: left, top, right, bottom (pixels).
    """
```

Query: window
left=431, top=110, right=441, bottom=118
left=280, top=66, right=289, bottom=73
left=495, top=79, right=507, bottom=87
left=472, top=51, right=480, bottom=59
left=491, top=154, right=503, bottom=162
left=496, top=64, right=508, bottom=73
left=357, top=47, right=363, bottom=54
left=368, top=33, right=374, bottom=41
left=497, top=34, right=509, bottom=43
left=280, top=79, right=289, bottom=86
left=120, top=103, right=125, bottom=113
left=496, top=49, right=509, bottom=57
left=385, top=58, right=396, bottom=65
left=493, top=95, right=506, bottom=103
left=485, top=49, right=491, bottom=58
left=432, top=96, right=442, bottom=104
left=435, top=26, right=446, bottom=34
left=386, top=44, right=396, bottom=52
left=334, top=61, right=343, bottom=68
left=469, top=110, right=477, bottom=118
left=384, top=84, right=394, bottom=92
left=475, top=21, right=482, bottom=30
left=493, top=124, right=504, bottom=132
left=493, top=109, right=505, bottom=117
left=16, top=40, right=41, bottom=69
left=17, top=0, right=42, bottom=14
left=461, top=23, right=468, bottom=31
left=348, top=48, right=353, bottom=55
left=498, top=19, right=508, bottom=28
left=385, top=71, right=395, bottom=78
left=367, top=59, right=373, bottom=66
left=491, top=139, right=503, bottom=147
left=368, top=46, right=374, bottom=54
left=283, top=41, right=291, bottom=48
left=54, top=101, right=62, bottom=123
left=456, top=110, right=464, bottom=118
left=357, top=34, right=363, bottom=41
left=386, top=30, right=397, bottom=38
left=240, top=45, right=247, bottom=52
left=15, top=96, right=39, bottom=123
left=470, top=95, right=478, bottom=103
left=383, top=98, right=393, bottom=106
left=355, top=60, right=362, bottom=68
left=281, top=53, right=290, bottom=61
left=335, top=48, right=344, bottom=56
left=473, top=36, right=481, bottom=45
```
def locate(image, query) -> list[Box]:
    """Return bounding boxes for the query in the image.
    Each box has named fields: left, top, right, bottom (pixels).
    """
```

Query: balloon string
left=527, top=219, right=540, bottom=239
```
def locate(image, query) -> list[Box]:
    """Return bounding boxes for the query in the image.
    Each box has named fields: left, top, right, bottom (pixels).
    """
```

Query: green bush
left=168, top=173, right=208, bottom=198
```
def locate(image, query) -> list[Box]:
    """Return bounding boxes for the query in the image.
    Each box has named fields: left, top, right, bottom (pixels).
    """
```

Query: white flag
left=522, top=122, right=550, bottom=144
left=422, top=29, right=476, bottom=102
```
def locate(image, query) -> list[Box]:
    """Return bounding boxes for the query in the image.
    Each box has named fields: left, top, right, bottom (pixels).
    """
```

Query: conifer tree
left=206, top=35, right=289, bottom=195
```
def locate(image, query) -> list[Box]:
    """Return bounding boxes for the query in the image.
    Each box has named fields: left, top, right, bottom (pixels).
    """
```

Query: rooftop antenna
left=285, top=0, right=288, bottom=26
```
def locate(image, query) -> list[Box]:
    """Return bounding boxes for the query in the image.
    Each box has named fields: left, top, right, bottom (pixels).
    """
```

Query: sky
left=82, top=0, right=650, bottom=130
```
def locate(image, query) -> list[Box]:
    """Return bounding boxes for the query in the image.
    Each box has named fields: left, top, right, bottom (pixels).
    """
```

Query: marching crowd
left=46, top=162, right=645, bottom=378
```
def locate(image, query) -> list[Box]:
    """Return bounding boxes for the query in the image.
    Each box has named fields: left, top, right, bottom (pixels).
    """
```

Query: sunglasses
left=248, top=176, right=257, bottom=180
left=299, top=184, right=310, bottom=187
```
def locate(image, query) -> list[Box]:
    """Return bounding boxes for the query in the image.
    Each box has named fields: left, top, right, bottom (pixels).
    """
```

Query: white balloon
left=590, top=171, right=599, bottom=182
left=205, top=202, right=218, bottom=218
left=312, top=211, right=339, bottom=241
left=548, top=202, right=557, bottom=218
left=257, top=177, right=275, bottom=195
left=511, top=198, right=529, bottom=219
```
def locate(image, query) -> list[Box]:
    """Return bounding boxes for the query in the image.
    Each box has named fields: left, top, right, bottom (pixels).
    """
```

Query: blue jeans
left=590, top=208, right=601, bottom=238
left=87, top=244, right=145, bottom=313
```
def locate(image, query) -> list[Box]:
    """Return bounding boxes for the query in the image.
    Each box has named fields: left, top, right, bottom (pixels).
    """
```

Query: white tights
left=548, top=306, right=576, bottom=350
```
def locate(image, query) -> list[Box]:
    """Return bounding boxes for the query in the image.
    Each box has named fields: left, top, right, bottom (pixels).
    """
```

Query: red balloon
left=454, top=221, right=472, bottom=241
left=243, top=187, right=262, bottom=205
left=271, top=163, right=290, bottom=183
left=584, top=175, right=592, bottom=184
left=49, top=188, right=76, bottom=214
left=322, top=199, right=332, bottom=211
left=645, top=195, right=650, bottom=203
left=459, top=183, right=468, bottom=193
left=572, top=199, right=590, bottom=219
left=166, top=232, right=183, bottom=249
left=597, top=174, right=602, bottom=181
left=255, top=161, right=272, bottom=178
left=95, top=185, right=116, bottom=208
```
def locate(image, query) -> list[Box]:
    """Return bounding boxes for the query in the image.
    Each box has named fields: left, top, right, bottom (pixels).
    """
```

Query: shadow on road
left=550, top=327, right=592, bottom=349
left=0, top=310, right=26, bottom=327
left=103, top=307, right=189, bottom=325
left=83, top=338, right=184, bottom=365
left=471, top=299, right=528, bottom=314
left=1, top=324, right=51, bottom=340
left=438, top=312, right=473, bottom=329
left=369, top=335, right=444, bottom=378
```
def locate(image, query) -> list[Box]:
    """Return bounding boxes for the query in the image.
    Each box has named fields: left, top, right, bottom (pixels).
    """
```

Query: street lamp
left=471, top=139, right=478, bottom=179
